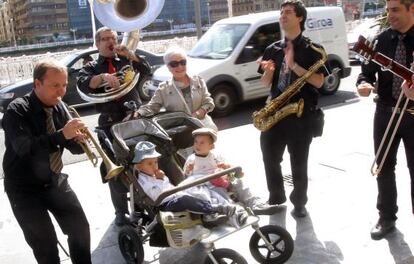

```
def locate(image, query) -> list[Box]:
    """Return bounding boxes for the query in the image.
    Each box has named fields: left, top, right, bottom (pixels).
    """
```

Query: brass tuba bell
left=93, top=0, right=165, bottom=32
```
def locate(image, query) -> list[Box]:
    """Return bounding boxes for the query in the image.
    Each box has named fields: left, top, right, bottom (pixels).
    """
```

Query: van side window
left=235, top=22, right=281, bottom=64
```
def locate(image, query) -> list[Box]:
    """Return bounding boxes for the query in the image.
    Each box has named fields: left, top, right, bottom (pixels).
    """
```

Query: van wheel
left=211, top=84, right=236, bottom=117
left=137, top=75, right=152, bottom=102
left=320, top=65, right=341, bottom=95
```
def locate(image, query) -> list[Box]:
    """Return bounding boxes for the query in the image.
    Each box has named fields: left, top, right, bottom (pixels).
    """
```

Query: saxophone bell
left=253, top=41, right=327, bottom=132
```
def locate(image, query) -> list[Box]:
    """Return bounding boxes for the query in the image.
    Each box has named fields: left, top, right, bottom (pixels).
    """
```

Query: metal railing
left=0, top=27, right=207, bottom=54
left=0, top=36, right=198, bottom=87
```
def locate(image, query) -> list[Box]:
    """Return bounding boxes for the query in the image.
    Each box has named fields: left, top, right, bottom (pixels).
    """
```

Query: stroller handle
left=154, top=166, right=242, bottom=206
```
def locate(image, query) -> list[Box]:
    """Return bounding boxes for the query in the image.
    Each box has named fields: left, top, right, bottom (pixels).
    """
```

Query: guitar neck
left=373, top=52, right=413, bottom=83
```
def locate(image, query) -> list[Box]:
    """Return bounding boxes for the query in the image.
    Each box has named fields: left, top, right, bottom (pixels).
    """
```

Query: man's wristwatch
left=127, top=50, right=135, bottom=60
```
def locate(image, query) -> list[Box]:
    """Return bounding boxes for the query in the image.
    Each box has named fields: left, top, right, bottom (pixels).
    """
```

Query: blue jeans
left=160, top=194, right=214, bottom=214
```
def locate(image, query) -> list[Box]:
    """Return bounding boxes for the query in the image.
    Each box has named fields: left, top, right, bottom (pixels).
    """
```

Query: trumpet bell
left=105, top=164, right=125, bottom=180
left=93, top=0, right=165, bottom=32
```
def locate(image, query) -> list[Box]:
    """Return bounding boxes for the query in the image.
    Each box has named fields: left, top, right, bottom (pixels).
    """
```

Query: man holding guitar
left=402, top=69, right=414, bottom=99
left=356, top=0, right=414, bottom=240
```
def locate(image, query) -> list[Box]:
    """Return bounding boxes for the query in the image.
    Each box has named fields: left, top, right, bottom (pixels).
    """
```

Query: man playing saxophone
left=257, top=0, right=327, bottom=218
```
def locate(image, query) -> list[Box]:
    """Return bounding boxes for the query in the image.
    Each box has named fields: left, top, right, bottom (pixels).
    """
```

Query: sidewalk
left=1, top=97, right=414, bottom=264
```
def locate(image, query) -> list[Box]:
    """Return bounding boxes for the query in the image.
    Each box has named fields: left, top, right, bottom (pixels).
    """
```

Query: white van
left=149, top=7, right=351, bottom=116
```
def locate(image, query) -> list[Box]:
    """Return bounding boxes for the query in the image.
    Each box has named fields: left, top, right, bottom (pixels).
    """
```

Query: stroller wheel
left=249, top=225, right=294, bottom=264
left=118, top=226, right=144, bottom=264
left=204, top=248, right=248, bottom=264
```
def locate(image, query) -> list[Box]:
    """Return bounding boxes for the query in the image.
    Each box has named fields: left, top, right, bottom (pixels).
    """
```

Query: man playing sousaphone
left=77, top=27, right=151, bottom=226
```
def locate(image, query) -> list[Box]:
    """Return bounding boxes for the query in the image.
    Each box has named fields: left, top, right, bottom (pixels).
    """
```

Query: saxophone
left=253, top=41, right=327, bottom=132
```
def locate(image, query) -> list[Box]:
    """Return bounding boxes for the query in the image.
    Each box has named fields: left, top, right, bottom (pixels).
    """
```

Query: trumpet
left=59, top=101, right=124, bottom=180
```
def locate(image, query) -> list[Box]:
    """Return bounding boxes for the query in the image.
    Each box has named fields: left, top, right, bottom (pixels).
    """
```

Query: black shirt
left=77, top=53, right=151, bottom=123
left=258, top=34, right=327, bottom=114
left=356, top=26, right=414, bottom=107
left=2, top=92, right=83, bottom=192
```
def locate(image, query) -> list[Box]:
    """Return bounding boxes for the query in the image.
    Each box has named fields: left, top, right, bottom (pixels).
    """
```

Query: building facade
left=7, top=0, right=70, bottom=44
left=0, top=1, right=14, bottom=47
left=209, top=0, right=231, bottom=24
left=0, top=0, right=381, bottom=48
left=66, top=0, right=93, bottom=39
left=232, top=0, right=279, bottom=17
left=150, top=0, right=209, bottom=30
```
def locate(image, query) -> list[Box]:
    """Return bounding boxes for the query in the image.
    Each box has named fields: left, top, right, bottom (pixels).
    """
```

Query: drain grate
left=283, top=174, right=293, bottom=186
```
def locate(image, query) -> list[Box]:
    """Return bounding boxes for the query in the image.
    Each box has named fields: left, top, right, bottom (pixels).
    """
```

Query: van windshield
left=188, top=24, right=250, bottom=59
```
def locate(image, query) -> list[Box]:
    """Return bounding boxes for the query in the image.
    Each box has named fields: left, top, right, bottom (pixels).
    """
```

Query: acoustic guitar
left=352, top=35, right=413, bottom=85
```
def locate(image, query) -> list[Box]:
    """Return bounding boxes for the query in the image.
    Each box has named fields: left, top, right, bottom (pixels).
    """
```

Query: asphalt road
left=0, top=63, right=362, bottom=177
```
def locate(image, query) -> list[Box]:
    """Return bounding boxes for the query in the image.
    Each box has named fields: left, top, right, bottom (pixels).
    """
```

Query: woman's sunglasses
left=168, top=59, right=187, bottom=68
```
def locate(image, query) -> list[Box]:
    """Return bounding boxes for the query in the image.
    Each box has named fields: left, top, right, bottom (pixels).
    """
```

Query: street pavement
left=1, top=95, right=414, bottom=264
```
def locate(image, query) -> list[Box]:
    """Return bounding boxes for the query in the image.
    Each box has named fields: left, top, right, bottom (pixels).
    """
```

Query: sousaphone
left=78, top=0, right=165, bottom=103
left=93, top=0, right=165, bottom=32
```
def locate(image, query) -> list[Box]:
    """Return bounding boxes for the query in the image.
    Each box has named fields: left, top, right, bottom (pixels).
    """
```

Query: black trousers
left=98, top=113, right=129, bottom=216
left=7, top=177, right=91, bottom=264
left=260, top=118, right=313, bottom=208
left=373, top=106, right=414, bottom=221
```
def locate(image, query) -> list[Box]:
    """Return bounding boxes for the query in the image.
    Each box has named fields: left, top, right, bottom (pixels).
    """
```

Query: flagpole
left=88, top=0, right=97, bottom=46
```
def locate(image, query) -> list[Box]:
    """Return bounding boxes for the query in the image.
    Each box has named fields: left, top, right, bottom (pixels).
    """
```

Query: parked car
left=0, top=48, right=164, bottom=113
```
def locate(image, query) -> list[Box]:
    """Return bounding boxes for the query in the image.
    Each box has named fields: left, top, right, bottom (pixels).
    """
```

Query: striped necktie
left=392, top=34, right=406, bottom=99
left=44, top=107, right=63, bottom=174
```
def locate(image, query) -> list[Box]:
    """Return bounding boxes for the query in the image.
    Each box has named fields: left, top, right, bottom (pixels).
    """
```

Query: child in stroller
left=132, top=140, right=248, bottom=226
left=109, top=112, right=294, bottom=264
left=184, top=127, right=281, bottom=215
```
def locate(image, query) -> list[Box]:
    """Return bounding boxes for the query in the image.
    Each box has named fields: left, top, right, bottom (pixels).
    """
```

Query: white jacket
left=138, top=75, right=214, bottom=116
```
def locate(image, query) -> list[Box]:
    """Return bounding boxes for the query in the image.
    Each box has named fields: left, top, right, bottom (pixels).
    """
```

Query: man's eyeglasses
left=100, top=36, right=117, bottom=42
left=168, top=59, right=187, bottom=68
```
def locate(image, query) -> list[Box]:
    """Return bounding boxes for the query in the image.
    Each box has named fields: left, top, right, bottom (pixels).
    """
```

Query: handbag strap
left=171, top=79, right=192, bottom=115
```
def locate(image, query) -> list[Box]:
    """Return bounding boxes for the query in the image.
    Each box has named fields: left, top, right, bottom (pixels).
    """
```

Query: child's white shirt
left=137, top=171, right=182, bottom=204
left=184, top=151, right=225, bottom=176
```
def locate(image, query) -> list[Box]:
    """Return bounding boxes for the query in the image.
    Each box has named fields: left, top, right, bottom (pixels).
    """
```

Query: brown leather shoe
left=370, top=219, right=395, bottom=240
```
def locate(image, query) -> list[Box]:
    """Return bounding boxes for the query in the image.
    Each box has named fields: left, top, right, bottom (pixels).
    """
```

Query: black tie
left=44, top=108, right=63, bottom=174
left=392, top=34, right=406, bottom=99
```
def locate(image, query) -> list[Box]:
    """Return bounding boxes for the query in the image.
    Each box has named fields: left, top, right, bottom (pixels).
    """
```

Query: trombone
left=371, top=82, right=414, bottom=176
left=60, top=100, right=124, bottom=180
